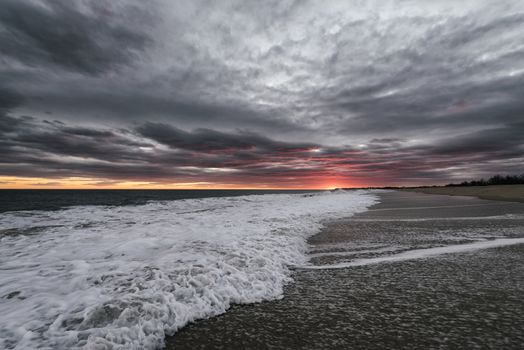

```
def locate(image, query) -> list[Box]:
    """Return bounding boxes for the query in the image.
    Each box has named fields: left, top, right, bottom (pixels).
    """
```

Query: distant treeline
left=445, top=174, right=524, bottom=187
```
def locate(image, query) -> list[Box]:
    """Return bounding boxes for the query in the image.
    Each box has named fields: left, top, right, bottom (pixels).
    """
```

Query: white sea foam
left=367, top=203, right=513, bottom=211
left=350, top=214, right=524, bottom=222
left=303, top=238, right=524, bottom=270
left=308, top=246, right=403, bottom=258
left=0, top=190, right=378, bottom=349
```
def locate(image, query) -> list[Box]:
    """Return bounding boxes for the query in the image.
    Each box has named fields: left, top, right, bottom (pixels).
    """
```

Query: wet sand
left=404, top=184, right=524, bottom=203
left=165, top=191, right=524, bottom=349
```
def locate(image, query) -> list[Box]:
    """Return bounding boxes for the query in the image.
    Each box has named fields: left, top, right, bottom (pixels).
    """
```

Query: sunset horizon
left=1, top=2, right=524, bottom=349
left=2, top=1, right=523, bottom=190
left=0, top=175, right=418, bottom=190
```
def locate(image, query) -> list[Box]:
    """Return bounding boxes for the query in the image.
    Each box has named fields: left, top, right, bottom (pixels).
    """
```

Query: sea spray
left=0, top=190, right=378, bottom=349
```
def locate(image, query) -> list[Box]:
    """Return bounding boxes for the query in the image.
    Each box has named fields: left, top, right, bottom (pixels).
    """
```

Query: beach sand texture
left=167, top=191, right=524, bottom=349
left=404, top=184, right=524, bottom=203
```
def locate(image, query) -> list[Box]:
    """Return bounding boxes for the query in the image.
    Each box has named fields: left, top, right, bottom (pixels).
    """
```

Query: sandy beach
left=166, top=191, right=524, bottom=349
left=403, top=184, right=524, bottom=203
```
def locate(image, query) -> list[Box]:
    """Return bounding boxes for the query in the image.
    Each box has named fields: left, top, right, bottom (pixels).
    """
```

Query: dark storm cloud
left=329, top=71, right=524, bottom=135
left=0, top=113, right=26, bottom=133
left=429, top=122, right=524, bottom=155
left=1, top=0, right=524, bottom=186
left=303, top=9, right=524, bottom=140
left=136, top=122, right=315, bottom=152
left=0, top=116, right=319, bottom=182
left=0, top=86, right=23, bottom=112
left=21, top=85, right=300, bottom=131
left=0, top=114, right=325, bottom=183
left=0, top=116, right=149, bottom=164
left=1, top=114, right=521, bottom=186
left=0, top=0, right=150, bottom=75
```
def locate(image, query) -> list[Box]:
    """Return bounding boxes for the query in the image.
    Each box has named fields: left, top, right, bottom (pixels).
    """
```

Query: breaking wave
left=0, top=190, right=378, bottom=349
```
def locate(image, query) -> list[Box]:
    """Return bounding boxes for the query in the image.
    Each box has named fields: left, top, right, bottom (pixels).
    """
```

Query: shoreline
left=402, top=184, right=524, bottom=203
left=166, top=191, right=524, bottom=349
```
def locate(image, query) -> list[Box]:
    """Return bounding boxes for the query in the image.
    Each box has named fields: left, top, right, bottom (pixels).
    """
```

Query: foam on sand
left=0, top=190, right=378, bottom=350
left=303, top=238, right=524, bottom=270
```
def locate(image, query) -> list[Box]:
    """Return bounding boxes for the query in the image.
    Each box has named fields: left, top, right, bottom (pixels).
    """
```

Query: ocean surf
left=0, top=190, right=378, bottom=349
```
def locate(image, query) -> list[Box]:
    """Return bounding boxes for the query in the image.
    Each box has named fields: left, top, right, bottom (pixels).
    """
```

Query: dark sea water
left=0, top=189, right=317, bottom=213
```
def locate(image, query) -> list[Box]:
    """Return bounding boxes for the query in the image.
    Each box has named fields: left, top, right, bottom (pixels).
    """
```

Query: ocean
left=0, top=189, right=378, bottom=349
left=0, top=189, right=318, bottom=213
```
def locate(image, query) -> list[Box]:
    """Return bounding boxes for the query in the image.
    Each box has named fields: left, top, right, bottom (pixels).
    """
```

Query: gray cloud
left=1, top=114, right=522, bottom=186
left=428, top=122, right=524, bottom=156
left=136, top=122, right=315, bottom=152
left=0, top=86, right=23, bottom=112
left=1, top=0, right=524, bottom=186
left=0, top=0, right=150, bottom=75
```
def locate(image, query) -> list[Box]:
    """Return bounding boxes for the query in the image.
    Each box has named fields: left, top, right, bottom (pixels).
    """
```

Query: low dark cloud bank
left=2, top=114, right=521, bottom=186
left=1, top=0, right=523, bottom=186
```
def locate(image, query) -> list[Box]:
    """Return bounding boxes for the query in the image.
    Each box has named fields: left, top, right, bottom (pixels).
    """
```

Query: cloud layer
left=1, top=0, right=523, bottom=187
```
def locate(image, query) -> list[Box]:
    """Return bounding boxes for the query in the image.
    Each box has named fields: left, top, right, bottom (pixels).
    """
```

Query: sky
left=1, top=0, right=524, bottom=189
